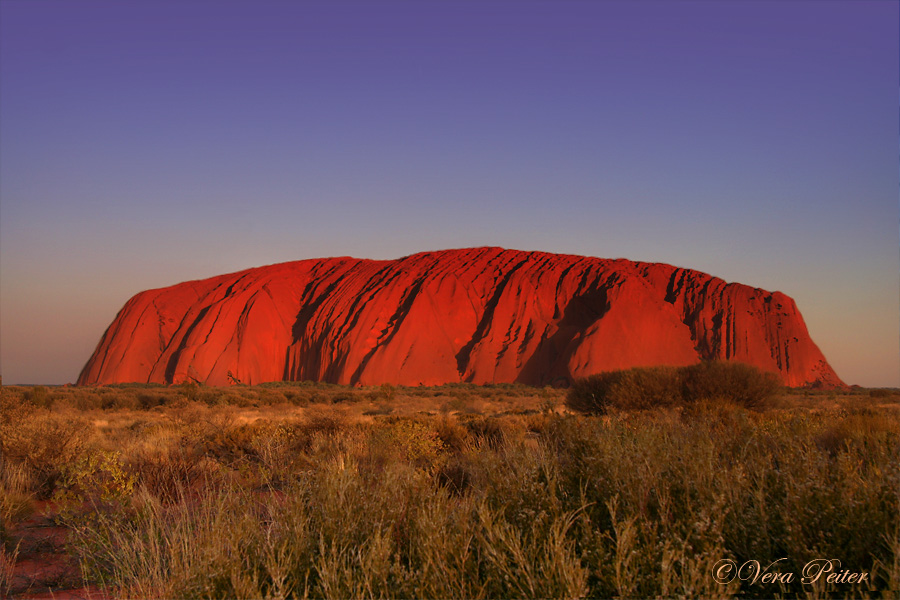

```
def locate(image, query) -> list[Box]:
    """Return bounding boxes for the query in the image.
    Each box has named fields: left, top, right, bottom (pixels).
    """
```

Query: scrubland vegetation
left=2, top=370, right=899, bottom=598
left=566, top=361, right=784, bottom=414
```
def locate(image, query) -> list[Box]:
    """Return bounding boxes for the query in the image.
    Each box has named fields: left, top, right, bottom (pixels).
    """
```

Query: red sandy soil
left=79, top=247, right=844, bottom=388
left=6, top=503, right=111, bottom=600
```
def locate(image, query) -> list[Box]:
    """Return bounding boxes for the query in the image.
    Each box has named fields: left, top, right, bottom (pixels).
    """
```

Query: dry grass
left=1, top=382, right=899, bottom=598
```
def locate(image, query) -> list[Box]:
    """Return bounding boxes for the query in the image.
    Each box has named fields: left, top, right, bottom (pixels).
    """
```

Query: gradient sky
left=1, top=1, right=898, bottom=386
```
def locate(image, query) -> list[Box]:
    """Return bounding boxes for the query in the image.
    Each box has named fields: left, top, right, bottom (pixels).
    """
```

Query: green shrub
left=0, top=413, right=94, bottom=497
left=680, top=361, right=781, bottom=410
left=180, top=381, right=199, bottom=403
left=57, top=450, right=136, bottom=506
left=566, top=366, right=682, bottom=414
left=567, top=362, right=782, bottom=414
left=330, top=390, right=360, bottom=404
left=137, top=393, right=167, bottom=410
left=23, top=385, right=52, bottom=409
left=381, top=419, right=446, bottom=466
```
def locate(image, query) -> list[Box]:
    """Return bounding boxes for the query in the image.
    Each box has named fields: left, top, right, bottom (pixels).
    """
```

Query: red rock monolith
left=77, top=247, right=844, bottom=388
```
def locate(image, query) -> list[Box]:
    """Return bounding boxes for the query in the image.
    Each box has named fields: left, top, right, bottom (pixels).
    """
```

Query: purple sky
left=1, top=1, right=898, bottom=386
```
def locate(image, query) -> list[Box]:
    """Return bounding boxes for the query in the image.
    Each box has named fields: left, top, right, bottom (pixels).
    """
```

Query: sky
left=1, top=1, right=897, bottom=387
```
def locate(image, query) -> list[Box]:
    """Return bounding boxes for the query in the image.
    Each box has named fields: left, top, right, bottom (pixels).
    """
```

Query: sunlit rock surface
left=78, top=247, right=844, bottom=388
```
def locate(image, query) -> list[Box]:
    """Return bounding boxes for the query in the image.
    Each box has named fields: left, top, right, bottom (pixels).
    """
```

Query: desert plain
left=2, top=379, right=898, bottom=599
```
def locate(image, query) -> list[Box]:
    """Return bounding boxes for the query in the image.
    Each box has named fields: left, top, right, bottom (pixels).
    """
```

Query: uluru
left=78, top=247, right=844, bottom=388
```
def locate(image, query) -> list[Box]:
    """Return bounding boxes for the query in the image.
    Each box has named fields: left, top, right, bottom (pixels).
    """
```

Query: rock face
left=78, top=247, right=844, bottom=388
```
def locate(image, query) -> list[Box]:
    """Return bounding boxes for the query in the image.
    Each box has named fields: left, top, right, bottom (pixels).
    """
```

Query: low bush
left=566, top=366, right=682, bottom=414
left=23, top=386, right=52, bottom=409
left=566, top=361, right=782, bottom=414
left=137, top=393, right=167, bottom=410
left=680, top=360, right=781, bottom=410
left=0, top=411, right=94, bottom=497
